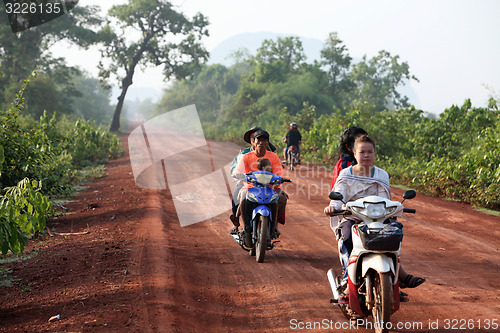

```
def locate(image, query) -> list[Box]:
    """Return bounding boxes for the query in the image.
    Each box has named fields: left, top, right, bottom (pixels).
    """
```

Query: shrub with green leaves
left=0, top=73, right=124, bottom=255
left=0, top=178, right=52, bottom=254
left=64, top=118, right=123, bottom=167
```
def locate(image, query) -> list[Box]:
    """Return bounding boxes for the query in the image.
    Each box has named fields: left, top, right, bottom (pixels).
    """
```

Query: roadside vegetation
left=0, top=75, right=123, bottom=255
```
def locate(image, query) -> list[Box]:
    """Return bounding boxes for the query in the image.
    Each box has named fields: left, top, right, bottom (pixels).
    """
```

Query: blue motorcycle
left=231, top=170, right=291, bottom=263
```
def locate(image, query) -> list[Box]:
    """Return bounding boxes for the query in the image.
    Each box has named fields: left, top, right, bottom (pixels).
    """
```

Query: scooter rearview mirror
left=402, top=190, right=416, bottom=201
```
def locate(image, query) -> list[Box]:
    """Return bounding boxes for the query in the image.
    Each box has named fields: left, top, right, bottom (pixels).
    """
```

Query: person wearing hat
left=230, top=126, right=276, bottom=175
left=229, top=126, right=276, bottom=231
left=232, top=130, right=288, bottom=244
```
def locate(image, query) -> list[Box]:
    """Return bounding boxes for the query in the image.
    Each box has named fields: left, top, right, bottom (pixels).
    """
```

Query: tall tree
left=320, top=32, right=353, bottom=109
left=226, top=36, right=308, bottom=123
left=0, top=4, right=103, bottom=108
left=98, top=0, right=209, bottom=132
left=69, top=72, right=114, bottom=124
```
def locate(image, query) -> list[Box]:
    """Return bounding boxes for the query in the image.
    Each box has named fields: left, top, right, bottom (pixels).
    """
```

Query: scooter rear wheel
left=288, top=154, right=296, bottom=170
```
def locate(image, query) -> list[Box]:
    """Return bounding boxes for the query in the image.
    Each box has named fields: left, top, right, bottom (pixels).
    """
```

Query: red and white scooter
left=327, top=190, right=416, bottom=333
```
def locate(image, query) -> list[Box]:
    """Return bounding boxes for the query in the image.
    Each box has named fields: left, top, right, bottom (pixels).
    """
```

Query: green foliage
left=280, top=102, right=317, bottom=131
left=62, top=71, right=114, bottom=125
left=153, top=33, right=417, bottom=145
left=64, top=119, right=123, bottom=167
left=0, top=178, right=53, bottom=255
left=0, top=76, right=74, bottom=195
left=0, top=74, right=123, bottom=255
left=152, top=32, right=498, bottom=211
left=252, top=37, right=306, bottom=83
left=349, top=50, right=418, bottom=111
left=320, top=32, right=353, bottom=110
left=303, top=100, right=499, bottom=210
left=0, top=4, right=104, bottom=108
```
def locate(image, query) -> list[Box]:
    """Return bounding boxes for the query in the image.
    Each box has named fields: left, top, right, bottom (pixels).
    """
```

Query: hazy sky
left=59, top=0, right=500, bottom=114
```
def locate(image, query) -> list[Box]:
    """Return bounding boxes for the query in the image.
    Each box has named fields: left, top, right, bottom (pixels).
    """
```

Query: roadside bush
left=0, top=74, right=124, bottom=255
left=64, top=118, right=123, bottom=167
left=0, top=178, right=53, bottom=254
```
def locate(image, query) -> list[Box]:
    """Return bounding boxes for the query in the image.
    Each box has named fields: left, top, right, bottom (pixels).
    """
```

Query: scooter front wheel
left=255, top=215, right=268, bottom=263
left=372, top=271, right=392, bottom=333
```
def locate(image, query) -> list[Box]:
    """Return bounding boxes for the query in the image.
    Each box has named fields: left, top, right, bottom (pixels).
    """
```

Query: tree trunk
left=109, top=36, right=152, bottom=132
left=109, top=74, right=133, bottom=132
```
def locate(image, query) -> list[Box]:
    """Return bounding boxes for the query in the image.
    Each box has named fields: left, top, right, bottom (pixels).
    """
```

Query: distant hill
left=208, top=31, right=324, bottom=65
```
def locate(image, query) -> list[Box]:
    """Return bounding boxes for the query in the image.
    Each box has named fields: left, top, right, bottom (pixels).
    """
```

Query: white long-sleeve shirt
left=329, top=165, right=392, bottom=231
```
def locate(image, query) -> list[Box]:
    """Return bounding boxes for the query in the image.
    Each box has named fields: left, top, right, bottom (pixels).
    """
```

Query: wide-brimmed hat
left=243, top=126, right=262, bottom=143
left=243, top=126, right=276, bottom=152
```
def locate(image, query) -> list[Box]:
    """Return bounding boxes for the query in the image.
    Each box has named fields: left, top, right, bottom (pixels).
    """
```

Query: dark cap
left=253, top=129, right=270, bottom=140
left=243, top=126, right=262, bottom=144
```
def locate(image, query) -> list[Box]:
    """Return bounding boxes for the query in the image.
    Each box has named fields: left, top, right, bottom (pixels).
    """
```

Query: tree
left=23, top=66, right=82, bottom=119
left=0, top=4, right=104, bottom=108
left=69, top=72, right=114, bottom=125
left=320, top=32, right=353, bottom=110
left=349, top=50, right=418, bottom=111
left=98, top=0, right=209, bottom=132
left=252, top=36, right=306, bottom=83
left=226, top=36, right=309, bottom=123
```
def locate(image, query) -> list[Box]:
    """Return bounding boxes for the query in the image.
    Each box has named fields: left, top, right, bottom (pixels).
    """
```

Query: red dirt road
left=1, top=128, right=499, bottom=332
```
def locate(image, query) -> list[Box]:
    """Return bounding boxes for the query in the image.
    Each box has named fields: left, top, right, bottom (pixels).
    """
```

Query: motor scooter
left=327, top=190, right=416, bottom=333
left=231, top=171, right=291, bottom=263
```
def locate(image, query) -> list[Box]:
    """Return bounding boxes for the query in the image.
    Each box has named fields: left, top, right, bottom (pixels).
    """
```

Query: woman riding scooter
left=324, top=135, right=424, bottom=301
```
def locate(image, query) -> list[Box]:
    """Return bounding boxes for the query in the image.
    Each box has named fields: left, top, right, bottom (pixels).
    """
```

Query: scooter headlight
left=352, top=203, right=396, bottom=219
left=351, top=206, right=366, bottom=215
left=366, top=203, right=386, bottom=218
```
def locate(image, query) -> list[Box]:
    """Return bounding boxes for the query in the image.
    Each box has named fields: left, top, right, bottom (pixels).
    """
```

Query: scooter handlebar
left=403, top=208, right=416, bottom=214
left=329, top=209, right=350, bottom=217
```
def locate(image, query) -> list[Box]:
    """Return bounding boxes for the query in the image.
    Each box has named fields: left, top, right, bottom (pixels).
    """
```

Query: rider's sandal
left=399, top=274, right=426, bottom=289
left=230, top=226, right=238, bottom=234
left=399, top=291, right=410, bottom=302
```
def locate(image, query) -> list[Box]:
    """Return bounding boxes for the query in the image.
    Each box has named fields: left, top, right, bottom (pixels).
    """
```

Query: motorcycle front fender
left=361, top=253, right=395, bottom=277
left=252, top=205, right=272, bottom=221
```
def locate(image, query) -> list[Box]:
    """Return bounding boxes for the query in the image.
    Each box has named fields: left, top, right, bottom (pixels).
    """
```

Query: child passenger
left=256, top=157, right=273, bottom=172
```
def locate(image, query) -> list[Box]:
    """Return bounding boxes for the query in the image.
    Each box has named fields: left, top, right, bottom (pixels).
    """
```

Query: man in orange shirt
left=234, top=130, right=288, bottom=241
